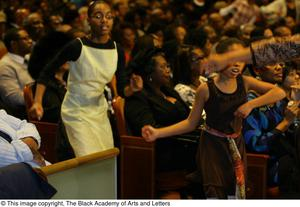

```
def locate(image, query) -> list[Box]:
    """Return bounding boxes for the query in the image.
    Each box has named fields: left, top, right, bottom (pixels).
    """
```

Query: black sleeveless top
left=204, top=75, right=247, bottom=134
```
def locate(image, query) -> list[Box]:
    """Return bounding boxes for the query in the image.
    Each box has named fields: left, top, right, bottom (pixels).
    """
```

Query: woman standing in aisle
left=29, top=0, right=138, bottom=157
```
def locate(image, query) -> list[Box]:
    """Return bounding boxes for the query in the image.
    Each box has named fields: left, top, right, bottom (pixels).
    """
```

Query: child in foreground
left=142, top=38, right=286, bottom=199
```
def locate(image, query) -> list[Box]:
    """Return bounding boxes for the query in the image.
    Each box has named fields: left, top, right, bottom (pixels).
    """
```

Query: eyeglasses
left=157, top=63, right=170, bottom=71
left=91, top=12, right=114, bottom=20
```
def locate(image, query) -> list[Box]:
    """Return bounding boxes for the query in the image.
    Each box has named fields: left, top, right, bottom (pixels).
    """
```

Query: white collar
left=7, top=52, right=26, bottom=65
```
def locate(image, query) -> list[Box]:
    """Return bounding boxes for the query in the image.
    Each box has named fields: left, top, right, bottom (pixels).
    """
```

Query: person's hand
left=285, top=101, right=299, bottom=122
left=28, top=102, right=44, bottom=121
left=142, top=125, right=159, bottom=142
left=22, top=137, right=45, bottom=167
left=130, top=73, right=143, bottom=92
left=21, top=137, right=38, bottom=151
left=200, top=54, right=229, bottom=75
left=31, top=148, right=46, bottom=167
left=234, top=102, right=253, bottom=119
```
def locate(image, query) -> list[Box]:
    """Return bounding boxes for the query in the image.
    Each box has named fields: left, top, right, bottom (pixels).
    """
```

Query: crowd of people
left=0, top=0, right=300, bottom=199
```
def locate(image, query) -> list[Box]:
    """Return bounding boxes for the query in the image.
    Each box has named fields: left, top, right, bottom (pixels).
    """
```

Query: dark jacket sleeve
left=124, top=91, right=158, bottom=136
left=37, top=39, right=81, bottom=86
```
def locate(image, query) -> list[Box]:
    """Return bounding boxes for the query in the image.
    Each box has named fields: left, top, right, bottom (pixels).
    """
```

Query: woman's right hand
left=29, top=102, right=44, bottom=121
left=142, top=125, right=158, bottom=142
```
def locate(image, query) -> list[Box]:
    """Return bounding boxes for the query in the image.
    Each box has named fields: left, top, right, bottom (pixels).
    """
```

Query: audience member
left=0, top=10, right=6, bottom=40
left=29, top=0, right=134, bottom=157
left=0, top=28, right=33, bottom=119
left=219, top=0, right=259, bottom=31
left=125, top=48, right=198, bottom=173
left=242, top=62, right=290, bottom=186
left=7, top=7, right=30, bottom=30
left=173, top=46, right=206, bottom=107
left=0, top=109, right=45, bottom=168
left=23, top=12, right=45, bottom=44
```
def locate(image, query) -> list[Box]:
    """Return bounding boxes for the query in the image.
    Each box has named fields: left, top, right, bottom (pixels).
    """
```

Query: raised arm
left=142, top=84, right=208, bottom=142
left=252, top=35, right=300, bottom=67
left=201, top=34, right=300, bottom=74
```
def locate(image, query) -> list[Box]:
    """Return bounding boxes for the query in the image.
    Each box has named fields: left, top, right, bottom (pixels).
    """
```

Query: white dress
left=61, top=39, right=117, bottom=157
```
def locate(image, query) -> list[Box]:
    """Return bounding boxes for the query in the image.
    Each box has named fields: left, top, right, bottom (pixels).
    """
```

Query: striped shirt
left=0, top=109, right=41, bottom=168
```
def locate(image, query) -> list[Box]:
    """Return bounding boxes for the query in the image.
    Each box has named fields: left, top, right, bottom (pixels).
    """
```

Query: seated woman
left=173, top=45, right=206, bottom=108
left=242, top=61, right=300, bottom=187
left=125, top=48, right=200, bottom=172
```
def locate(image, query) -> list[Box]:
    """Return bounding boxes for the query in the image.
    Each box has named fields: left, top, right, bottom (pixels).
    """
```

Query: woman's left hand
left=234, top=102, right=253, bottom=119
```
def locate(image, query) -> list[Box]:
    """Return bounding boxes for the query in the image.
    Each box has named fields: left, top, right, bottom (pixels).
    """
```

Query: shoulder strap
left=0, top=130, right=12, bottom=143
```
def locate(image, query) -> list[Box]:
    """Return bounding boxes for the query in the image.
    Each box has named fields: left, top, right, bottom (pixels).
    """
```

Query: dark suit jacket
left=125, top=86, right=190, bottom=136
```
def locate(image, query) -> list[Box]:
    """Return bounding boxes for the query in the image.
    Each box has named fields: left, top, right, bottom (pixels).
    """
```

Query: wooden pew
left=113, top=96, right=190, bottom=198
left=41, top=148, right=119, bottom=199
left=113, top=96, right=279, bottom=199
left=246, top=153, right=269, bottom=198
left=31, top=121, right=58, bottom=164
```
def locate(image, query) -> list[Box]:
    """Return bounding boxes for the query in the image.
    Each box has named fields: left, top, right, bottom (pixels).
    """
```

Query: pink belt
left=204, top=125, right=240, bottom=139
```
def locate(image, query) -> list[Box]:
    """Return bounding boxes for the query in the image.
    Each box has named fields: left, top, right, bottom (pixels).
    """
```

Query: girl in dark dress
left=142, top=38, right=286, bottom=199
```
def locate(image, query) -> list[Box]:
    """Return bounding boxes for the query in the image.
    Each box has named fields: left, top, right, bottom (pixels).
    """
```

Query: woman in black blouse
left=125, top=48, right=199, bottom=172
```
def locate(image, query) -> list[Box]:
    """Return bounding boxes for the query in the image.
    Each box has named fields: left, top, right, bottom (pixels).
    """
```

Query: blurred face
left=16, top=8, right=30, bottom=26
left=122, top=28, right=136, bottom=48
left=117, top=3, right=128, bottom=17
left=209, top=13, right=224, bottom=30
left=27, top=13, right=45, bottom=39
left=258, top=63, right=284, bottom=84
left=88, top=2, right=114, bottom=37
left=283, top=69, right=300, bottom=89
left=49, top=15, right=63, bottom=30
left=190, top=48, right=205, bottom=75
left=204, top=25, right=217, bottom=43
left=222, top=44, right=245, bottom=78
left=16, top=30, right=32, bottom=55
left=151, top=55, right=171, bottom=86
left=264, top=28, right=273, bottom=39
left=285, top=16, right=296, bottom=29
left=175, top=26, right=186, bottom=44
